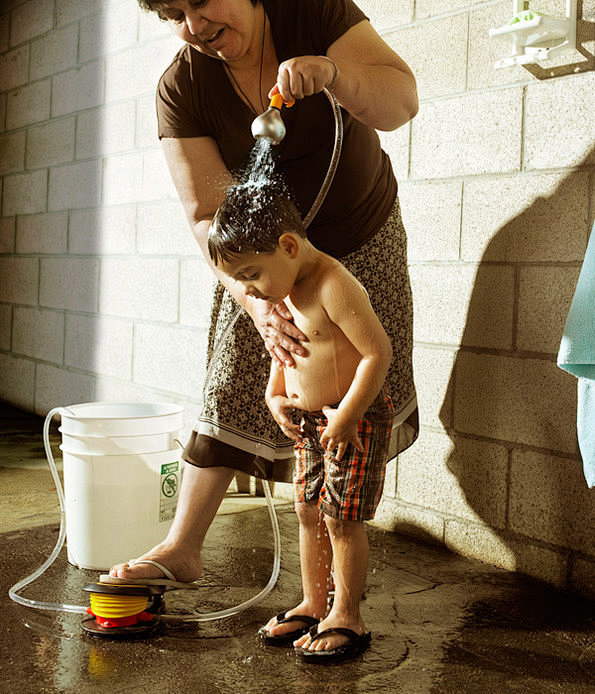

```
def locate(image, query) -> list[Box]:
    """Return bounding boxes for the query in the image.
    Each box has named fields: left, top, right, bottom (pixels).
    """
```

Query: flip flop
left=258, top=611, right=320, bottom=645
left=295, top=626, right=371, bottom=662
left=99, top=559, right=201, bottom=590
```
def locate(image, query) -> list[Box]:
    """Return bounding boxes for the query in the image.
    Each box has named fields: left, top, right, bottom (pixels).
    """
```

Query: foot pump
left=82, top=581, right=165, bottom=639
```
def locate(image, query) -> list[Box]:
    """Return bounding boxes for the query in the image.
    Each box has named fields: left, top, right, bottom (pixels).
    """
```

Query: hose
left=8, top=87, right=343, bottom=624
left=302, top=88, right=343, bottom=229
left=8, top=408, right=87, bottom=615
left=8, top=409, right=281, bottom=622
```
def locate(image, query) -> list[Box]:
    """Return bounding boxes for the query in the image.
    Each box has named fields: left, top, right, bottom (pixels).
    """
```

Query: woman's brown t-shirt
left=156, top=0, right=397, bottom=258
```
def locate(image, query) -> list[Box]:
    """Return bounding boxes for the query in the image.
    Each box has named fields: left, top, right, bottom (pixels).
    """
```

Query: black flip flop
left=295, top=626, right=371, bottom=662
left=258, top=612, right=320, bottom=646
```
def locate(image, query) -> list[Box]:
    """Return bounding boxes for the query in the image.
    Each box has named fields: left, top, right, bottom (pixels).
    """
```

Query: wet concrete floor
left=1, top=403, right=594, bottom=693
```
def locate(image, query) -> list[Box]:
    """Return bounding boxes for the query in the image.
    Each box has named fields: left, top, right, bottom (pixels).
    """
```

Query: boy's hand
left=266, top=393, right=301, bottom=442
left=320, top=406, right=363, bottom=461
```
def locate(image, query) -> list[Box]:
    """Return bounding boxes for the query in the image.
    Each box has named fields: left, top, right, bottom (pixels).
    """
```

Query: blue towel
left=557, top=221, right=595, bottom=487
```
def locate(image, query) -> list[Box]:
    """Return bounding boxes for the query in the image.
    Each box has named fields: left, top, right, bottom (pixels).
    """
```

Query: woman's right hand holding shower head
left=270, top=55, right=338, bottom=103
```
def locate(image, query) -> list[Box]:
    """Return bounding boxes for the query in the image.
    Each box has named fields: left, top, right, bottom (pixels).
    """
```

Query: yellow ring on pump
left=89, top=592, right=149, bottom=618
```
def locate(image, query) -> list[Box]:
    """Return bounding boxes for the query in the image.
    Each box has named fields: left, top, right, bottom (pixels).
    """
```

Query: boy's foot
left=107, top=543, right=202, bottom=584
left=259, top=602, right=326, bottom=643
left=258, top=611, right=320, bottom=645
left=295, top=626, right=371, bottom=661
left=293, top=615, right=367, bottom=654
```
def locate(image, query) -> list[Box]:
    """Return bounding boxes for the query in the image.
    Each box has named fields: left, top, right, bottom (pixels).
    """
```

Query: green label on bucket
left=160, top=461, right=179, bottom=522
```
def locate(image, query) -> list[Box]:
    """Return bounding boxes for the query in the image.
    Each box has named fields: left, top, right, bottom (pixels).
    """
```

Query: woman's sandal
left=99, top=559, right=201, bottom=591
left=258, top=612, right=320, bottom=646
left=295, top=625, right=371, bottom=662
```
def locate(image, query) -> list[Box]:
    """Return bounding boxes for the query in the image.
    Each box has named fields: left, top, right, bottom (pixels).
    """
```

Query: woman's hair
left=138, top=0, right=260, bottom=22
left=208, top=183, right=305, bottom=266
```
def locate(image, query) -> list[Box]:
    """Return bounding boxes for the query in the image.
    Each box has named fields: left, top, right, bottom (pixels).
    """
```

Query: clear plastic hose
left=161, top=461, right=281, bottom=622
left=8, top=408, right=87, bottom=615
left=8, top=409, right=281, bottom=622
left=302, top=88, right=343, bottom=230
left=211, top=87, right=344, bottom=376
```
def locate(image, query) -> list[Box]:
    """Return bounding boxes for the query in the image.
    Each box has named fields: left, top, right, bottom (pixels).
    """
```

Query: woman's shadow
left=438, top=146, right=595, bottom=588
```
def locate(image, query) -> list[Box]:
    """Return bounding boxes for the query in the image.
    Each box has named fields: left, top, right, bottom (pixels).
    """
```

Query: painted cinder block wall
left=0, top=0, right=593, bottom=596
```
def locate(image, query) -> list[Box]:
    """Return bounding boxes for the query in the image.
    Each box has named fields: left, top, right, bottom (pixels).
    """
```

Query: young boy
left=208, top=185, right=394, bottom=661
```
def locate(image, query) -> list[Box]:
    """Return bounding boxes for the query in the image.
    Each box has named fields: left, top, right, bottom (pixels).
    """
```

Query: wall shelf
left=489, top=0, right=577, bottom=69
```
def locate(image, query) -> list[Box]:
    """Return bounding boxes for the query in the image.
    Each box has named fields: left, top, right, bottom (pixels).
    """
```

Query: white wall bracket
left=489, top=0, right=577, bottom=69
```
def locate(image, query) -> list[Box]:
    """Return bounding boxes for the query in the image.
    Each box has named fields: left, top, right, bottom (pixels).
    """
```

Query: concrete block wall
left=362, top=0, right=595, bottom=598
left=0, top=0, right=593, bottom=597
left=0, top=0, right=207, bottom=424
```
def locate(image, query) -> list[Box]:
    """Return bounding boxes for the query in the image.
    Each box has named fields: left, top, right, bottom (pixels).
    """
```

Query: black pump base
left=81, top=614, right=161, bottom=639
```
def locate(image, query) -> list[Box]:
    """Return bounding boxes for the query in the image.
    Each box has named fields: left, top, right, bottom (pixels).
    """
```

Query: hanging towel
left=557, top=221, right=595, bottom=488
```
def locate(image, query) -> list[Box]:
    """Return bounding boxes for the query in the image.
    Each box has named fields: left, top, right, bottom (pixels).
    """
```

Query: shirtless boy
left=208, top=185, right=394, bottom=661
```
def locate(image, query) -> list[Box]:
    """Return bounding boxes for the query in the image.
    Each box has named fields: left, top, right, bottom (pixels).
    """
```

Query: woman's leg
left=109, top=463, right=235, bottom=582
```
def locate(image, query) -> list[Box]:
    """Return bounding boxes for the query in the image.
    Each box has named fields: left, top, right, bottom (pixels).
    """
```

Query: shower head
left=251, top=94, right=294, bottom=145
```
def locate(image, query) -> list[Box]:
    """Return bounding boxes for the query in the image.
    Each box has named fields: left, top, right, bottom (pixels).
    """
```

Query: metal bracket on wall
left=489, top=0, right=577, bottom=69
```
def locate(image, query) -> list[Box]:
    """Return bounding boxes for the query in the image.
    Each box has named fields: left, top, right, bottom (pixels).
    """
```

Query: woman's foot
left=108, top=542, right=202, bottom=584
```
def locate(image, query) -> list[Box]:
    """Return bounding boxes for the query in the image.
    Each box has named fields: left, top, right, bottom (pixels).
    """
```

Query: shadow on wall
left=439, top=145, right=595, bottom=592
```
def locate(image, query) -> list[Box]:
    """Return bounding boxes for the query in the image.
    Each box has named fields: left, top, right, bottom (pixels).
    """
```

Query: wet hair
left=208, top=183, right=306, bottom=267
left=138, top=0, right=260, bottom=22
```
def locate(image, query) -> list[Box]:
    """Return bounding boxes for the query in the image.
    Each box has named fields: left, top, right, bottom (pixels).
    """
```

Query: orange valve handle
left=269, top=93, right=295, bottom=110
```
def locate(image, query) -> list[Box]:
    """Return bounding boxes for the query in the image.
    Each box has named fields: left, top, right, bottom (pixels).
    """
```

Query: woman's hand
left=270, top=55, right=337, bottom=102
left=320, top=406, right=363, bottom=462
left=249, top=299, right=308, bottom=367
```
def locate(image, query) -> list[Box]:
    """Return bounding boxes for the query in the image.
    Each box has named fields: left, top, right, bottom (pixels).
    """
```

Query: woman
left=110, top=0, right=419, bottom=651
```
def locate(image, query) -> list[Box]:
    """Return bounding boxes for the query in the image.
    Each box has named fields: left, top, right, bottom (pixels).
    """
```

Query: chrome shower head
left=251, top=94, right=294, bottom=145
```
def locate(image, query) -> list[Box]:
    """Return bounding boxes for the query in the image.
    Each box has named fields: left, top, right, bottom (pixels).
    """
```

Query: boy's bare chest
left=283, top=293, right=337, bottom=344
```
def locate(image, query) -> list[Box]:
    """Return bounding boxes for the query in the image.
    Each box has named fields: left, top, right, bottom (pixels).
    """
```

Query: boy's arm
left=319, top=267, right=392, bottom=455
left=265, top=362, right=302, bottom=442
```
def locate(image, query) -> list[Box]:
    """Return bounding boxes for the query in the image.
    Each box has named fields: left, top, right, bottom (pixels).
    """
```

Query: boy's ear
left=278, top=233, right=300, bottom=258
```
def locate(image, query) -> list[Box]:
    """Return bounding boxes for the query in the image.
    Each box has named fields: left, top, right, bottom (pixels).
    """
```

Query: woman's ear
left=278, top=233, right=300, bottom=258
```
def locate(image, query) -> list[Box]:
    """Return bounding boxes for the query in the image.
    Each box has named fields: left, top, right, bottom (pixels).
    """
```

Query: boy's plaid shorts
left=293, top=387, right=394, bottom=521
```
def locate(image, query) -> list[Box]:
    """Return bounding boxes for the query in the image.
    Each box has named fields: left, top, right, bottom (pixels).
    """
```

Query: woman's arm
left=161, top=137, right=239, bottom=296
left=274, top=20, right=418, bottom=132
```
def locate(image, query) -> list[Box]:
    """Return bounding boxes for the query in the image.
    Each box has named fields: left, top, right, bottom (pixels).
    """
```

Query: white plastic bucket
left=59, top=402, right=184, bottom=570
left=60, top=402, right=184, bottom=437
left=63, top=447, right=183, bottom=570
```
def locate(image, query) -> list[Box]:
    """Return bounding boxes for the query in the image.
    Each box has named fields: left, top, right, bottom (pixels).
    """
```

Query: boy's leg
left=294, top=389, right=393, bottom=651
left=263, top=415, right=333, bottom=637
left=294, top=515, right=368, bottom=651
left=262, top=501, right=332, bottom=637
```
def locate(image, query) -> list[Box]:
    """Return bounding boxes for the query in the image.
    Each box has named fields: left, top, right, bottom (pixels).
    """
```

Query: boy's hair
left=208, top=184, right=306, bottom=266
